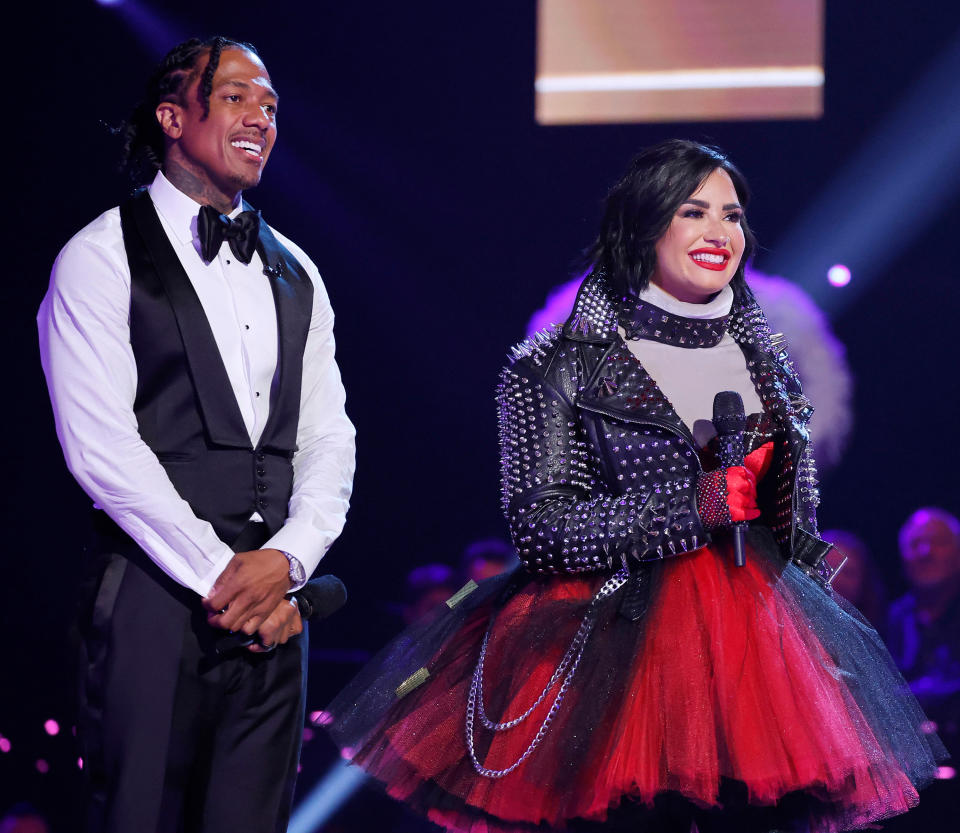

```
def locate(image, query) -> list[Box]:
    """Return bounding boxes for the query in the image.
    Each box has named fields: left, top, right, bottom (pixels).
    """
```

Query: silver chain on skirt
left=466, top=567, right=629, bottom=778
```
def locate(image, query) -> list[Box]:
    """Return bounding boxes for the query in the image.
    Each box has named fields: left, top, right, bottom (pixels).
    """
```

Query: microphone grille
left=713, top=390, right=746, bottom=434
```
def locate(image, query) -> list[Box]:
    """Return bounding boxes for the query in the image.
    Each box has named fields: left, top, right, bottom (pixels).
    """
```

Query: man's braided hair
left=118, top=36, right=258, bottom=183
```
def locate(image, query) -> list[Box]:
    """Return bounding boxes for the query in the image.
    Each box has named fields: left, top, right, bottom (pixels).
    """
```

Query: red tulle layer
left=352, top=543, right=922, bottom=832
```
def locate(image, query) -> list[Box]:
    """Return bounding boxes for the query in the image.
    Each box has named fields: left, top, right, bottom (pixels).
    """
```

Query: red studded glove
left=696, top=466, right=759, bottom=531
left=695, top=442, right=774, bottom=532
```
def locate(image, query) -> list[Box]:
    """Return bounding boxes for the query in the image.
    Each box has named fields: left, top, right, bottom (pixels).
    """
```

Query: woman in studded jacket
left=327, top=140, right=945, bottom=833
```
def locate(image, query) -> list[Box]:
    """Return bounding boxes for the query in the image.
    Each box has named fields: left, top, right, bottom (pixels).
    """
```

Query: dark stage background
left=4, top=1, right=960, bottom=830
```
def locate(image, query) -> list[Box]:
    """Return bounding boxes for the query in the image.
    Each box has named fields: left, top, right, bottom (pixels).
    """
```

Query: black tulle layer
left=326, top=529, right=947, bottom=833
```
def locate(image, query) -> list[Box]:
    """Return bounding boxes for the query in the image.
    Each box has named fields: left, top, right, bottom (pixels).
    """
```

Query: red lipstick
left=688, top=247, right=730, bottom=272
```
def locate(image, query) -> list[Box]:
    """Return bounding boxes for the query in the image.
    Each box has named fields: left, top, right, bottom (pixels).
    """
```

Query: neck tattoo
left=163, top=160, right=238, bottom=214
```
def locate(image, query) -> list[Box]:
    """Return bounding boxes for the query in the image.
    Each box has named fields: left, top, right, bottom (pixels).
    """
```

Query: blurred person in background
left=888, top=507, right=960, bottom=751
left=821, top=529, right=889, bottom=632
left=398, top=540, right=519, bottom=625
left=401, top=563, right=461, bottom=625
left=460, top=537, right=519, bottom=584
left=0, top=805, right=50, bottom=833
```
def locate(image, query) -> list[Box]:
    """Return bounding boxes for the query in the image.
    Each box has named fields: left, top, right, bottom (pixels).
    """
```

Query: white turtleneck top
left=618, top=283, right=764, bottom=449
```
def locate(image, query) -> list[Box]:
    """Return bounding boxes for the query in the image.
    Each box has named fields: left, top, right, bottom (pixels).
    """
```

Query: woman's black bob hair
left=586, top=139, right=756, bottom=298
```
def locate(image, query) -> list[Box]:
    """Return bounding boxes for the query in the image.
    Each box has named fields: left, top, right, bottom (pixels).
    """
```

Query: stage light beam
left=105, top=0, right=184, bottom=58
left=772, top=29, right=960, bottom=314
left=288, top=759, right=368, bottom=833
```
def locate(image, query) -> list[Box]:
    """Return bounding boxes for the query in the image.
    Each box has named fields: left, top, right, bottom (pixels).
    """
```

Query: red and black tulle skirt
left=325, top=528, right=946, bottom=833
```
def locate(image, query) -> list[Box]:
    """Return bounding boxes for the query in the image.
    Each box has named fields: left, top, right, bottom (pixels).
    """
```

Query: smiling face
left=156, top=47, right=278, bottom=211
left=650, top=167, right=746, bottom=303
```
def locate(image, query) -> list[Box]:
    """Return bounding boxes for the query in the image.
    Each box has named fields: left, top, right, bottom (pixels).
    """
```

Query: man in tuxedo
left=38, top=36, right=355, bottom=832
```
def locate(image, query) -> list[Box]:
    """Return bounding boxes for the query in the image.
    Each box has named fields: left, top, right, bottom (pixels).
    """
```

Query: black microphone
left=295, top=574, right=348, bottom=621
left=215, top=575, right=348, bottom=654
left=712, top=391, right=747, bottom=567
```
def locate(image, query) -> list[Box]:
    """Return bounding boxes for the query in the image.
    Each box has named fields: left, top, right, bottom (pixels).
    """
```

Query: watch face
left=288, top=556, right=305, bottom=584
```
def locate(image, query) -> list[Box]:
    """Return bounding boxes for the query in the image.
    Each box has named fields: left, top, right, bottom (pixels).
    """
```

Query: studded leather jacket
left=497, top=272, right=832, bottom=577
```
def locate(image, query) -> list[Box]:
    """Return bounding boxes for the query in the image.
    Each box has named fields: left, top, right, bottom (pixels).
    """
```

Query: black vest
left=118, top=188, right=313, bottom=547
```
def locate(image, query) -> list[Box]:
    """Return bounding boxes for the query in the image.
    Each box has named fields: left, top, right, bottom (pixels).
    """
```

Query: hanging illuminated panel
left=536, top=0, right=823, bottom=124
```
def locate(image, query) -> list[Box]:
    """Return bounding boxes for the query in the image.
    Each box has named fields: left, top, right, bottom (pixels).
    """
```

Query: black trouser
left=77, top=520, right=307, bottom=833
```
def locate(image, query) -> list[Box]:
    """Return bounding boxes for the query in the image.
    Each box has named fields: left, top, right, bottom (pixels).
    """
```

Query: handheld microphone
left=215, top=575, right=348, bottom=654
left=712, top=391, right=747, bottom=567
left=295, top=574, right=348, bottom=621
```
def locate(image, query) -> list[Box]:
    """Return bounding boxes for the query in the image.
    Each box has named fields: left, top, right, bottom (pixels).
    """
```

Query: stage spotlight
left=937, top=766, right=956, bottom=780
left=95, top=0, right=125, bottom=6
left=827, top=265, right=851, bottom=287
left=35, top=759, right=49, bottom=774
left=43, top=719, right=60, bottom=736
left=0, top=737, right=10, bottom=753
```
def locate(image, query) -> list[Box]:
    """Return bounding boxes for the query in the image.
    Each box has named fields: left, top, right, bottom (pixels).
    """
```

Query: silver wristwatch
left=281, top=551, right=306, bottom=588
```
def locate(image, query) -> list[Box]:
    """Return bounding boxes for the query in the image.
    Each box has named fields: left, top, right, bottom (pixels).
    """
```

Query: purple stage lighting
left=35, top=758, right=49, bottom=774
left=0, top=736, right=10, bottom=753
left=827, top=264, right=851, bottom=287
left=101, top=0, right=184, bottom=57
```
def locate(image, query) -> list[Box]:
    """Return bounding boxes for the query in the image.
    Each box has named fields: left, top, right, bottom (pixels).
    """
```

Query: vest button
left=257, top=483, right=268, bottom=493
left=258, top=498, right=268, bottom=508
left=256, top=452, right=265, bottom=462
left=256, top=466, right=266, bottom=476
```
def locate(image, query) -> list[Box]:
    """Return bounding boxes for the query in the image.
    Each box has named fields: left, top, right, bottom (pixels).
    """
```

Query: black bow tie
left=197, top=204, right=261, bottom=264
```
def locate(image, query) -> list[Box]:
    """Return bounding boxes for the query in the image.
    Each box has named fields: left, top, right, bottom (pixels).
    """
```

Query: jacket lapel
left=576, top=341, right=693, bottom=441
left=126, top=190, right=251, bottom=448
left=728, top=292, right=812, bottom=439
left=251, top=209, right=313, bottom=453
left=567, top=272, right=696, bottom=444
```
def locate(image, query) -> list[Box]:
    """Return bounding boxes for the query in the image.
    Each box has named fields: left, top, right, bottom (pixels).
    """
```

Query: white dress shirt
left=38, top=172, right=356, bottom=596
